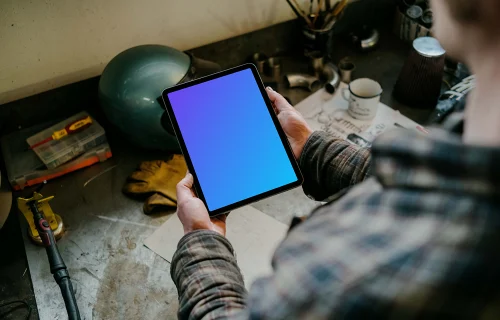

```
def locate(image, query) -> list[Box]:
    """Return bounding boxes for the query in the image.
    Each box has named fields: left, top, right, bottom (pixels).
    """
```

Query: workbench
left=2, top=18, right=438, bottom=319
left=22, top=134, right=320, bottom=319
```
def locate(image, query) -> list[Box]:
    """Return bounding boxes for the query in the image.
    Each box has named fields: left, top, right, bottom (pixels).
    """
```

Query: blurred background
left=0, top=0, right=393, bottom=105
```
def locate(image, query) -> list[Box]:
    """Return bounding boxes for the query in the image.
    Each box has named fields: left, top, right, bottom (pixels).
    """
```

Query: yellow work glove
left=123, top=155, right=187, bottom=214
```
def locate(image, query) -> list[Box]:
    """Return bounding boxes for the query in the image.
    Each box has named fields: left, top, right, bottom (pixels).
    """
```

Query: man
left=171, top=0, right=500, bottom=318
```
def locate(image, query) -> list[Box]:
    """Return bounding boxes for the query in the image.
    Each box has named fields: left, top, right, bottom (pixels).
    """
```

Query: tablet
left=162, top=64, right=303, bottom=216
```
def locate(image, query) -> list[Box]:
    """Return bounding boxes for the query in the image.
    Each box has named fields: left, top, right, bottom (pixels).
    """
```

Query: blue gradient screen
left=167, top=68, right=298, bottom=211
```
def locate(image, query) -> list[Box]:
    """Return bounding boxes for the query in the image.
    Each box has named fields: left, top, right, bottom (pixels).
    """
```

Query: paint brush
left=322, top=0, right=348, bottom=29
left=286, top=0, right=304, bottom=21
left=313, top=0, right=325, bottom=27
left=290, top=0, right=314, bottom=28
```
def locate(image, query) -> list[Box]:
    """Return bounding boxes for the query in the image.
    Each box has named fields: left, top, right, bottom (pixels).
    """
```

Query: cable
left=0, top=300, right=32, bottom=320
left=28, top=198, right=81, bottom=320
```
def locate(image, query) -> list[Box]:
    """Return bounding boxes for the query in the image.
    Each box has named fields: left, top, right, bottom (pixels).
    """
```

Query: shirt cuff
left=298, top=131, right=330, bottom=200
left=299, top=131, right=329, bottom=170
left=176, top=229, right=235, bottom=254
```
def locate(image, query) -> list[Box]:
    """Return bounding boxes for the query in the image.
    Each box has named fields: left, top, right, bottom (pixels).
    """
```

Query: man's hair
left=446, top=0, right=500, bottom=27
left=446, top=0, right=480, bottom=22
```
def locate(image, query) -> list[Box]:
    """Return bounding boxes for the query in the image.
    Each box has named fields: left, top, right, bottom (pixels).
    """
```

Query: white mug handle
left=342, top=88, right=350, bottom=101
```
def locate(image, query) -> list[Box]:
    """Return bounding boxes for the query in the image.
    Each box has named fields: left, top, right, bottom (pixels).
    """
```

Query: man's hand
left=267, top=87, right=313, bottom=159
left=176, top=172, right=227, bottom=236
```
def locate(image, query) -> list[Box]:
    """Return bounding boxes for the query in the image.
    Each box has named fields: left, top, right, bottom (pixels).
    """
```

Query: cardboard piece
left=144, top=206, right=288, bottom=288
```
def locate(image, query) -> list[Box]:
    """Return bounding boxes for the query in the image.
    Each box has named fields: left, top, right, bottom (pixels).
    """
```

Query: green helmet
left=99, top=45, right=219, bottom=151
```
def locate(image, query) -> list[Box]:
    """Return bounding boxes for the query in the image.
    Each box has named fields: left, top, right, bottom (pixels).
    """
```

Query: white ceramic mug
left=342, top=78, right=383, bottom=121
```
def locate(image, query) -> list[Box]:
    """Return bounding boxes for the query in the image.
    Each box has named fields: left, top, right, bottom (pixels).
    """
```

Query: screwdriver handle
left=52, top=116, right=93, bottom=140
left=30, top=116, right=93, bottom=149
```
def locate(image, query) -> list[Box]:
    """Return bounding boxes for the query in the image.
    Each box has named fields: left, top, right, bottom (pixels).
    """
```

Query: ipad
left=162, top=64, right=303, bottom=216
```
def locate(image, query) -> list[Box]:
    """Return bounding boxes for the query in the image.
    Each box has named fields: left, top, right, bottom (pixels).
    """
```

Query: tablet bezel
left=162, top=63, right=303, bottom=216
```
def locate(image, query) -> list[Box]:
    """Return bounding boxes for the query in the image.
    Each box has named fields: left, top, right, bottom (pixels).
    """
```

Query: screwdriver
left=30, top=116, right=93, bottom=149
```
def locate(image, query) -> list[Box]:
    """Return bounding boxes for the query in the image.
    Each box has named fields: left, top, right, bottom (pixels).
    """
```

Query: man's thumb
left=267, top=87, right=292, bottom=113
left=176, top=172, right=194, bottom=200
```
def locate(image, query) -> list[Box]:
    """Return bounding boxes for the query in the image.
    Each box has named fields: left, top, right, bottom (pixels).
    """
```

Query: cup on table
left=339, top=61, right=356, bottom=84
left=252, top=53, right=268, bottom=75
left=342, top=78, right=383, bottom=121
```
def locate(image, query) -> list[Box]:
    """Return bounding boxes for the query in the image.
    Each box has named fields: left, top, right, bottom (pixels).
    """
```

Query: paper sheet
left=295, top=83, right=424, bottom=147
left=144, top=206, right=288, bottom=288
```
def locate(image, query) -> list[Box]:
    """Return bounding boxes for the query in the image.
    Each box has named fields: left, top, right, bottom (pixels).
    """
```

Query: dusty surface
left=22, top=134, right=317, bottom=319
left=22, top=140, right=180, bottom=319
left=93, top=258, right=178, bottom=320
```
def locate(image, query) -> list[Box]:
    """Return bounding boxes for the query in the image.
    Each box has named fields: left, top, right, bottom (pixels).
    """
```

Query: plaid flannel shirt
left=171, top=128, right=500, bottom=319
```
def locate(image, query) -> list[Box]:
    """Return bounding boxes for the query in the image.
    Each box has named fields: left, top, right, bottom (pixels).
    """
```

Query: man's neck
left=463, top=47, right=500, bottom=146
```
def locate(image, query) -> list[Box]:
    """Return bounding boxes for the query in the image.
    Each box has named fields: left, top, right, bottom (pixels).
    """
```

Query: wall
left=0, top=0, right=302, bottom=105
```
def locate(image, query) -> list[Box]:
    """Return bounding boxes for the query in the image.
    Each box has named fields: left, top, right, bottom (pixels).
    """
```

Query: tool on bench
left=17, top=181, right=81, bottom=320
left=286, top=74, right=322, bottom=92
left=29, top=116, right=93, bottom=149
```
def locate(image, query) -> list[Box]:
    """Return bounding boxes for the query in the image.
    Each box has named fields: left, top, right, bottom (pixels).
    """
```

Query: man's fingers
left=176, top=172, right=195, bottom=201
left=266, top=87, right=292, bottom=113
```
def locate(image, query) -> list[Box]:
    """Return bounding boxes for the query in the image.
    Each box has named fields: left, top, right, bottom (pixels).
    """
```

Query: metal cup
left=252, top=53, right=268, bottom=75
left=339, top=61, right=356, bottom=84
left=308, top=51, right=325, bottom=77
left=267, top=57, right=282, bottom=82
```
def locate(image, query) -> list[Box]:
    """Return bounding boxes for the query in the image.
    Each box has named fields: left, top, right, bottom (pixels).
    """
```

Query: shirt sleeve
left=171, top=230, right=248, bottom=320
left=299, top=131, right=372, bottom=201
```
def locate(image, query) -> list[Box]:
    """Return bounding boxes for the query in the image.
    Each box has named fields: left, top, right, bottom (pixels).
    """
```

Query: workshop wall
left=0, top=0, right=299, bottom=105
